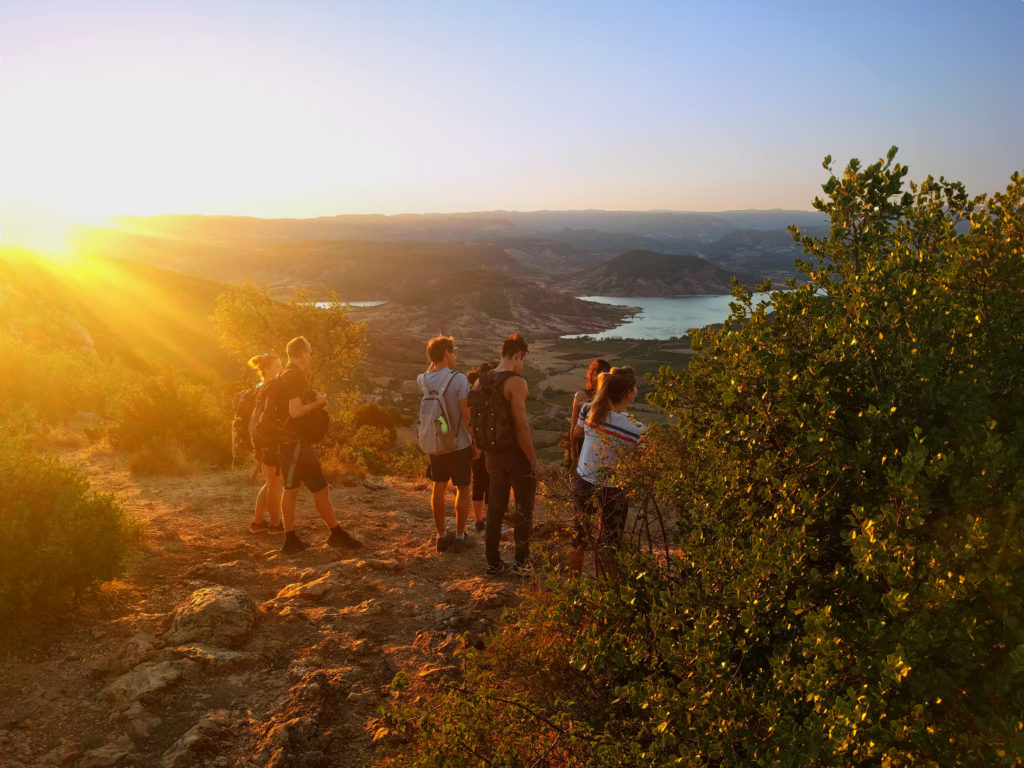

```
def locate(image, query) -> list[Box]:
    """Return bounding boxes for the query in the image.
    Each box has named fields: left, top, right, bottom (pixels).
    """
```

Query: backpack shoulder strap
left=438, top=370, right=458, bottom=397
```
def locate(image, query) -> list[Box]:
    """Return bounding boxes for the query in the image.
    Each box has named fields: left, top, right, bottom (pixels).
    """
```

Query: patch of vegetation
left=0, top=433, right=138, bottom=620
left=381, top=150, right=1024, bottom=766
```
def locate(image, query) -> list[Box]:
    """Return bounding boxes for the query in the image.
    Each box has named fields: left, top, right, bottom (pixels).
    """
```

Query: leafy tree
left=383, top=150, right=1024, bottom=767
left=210, top=283, right=366, bottom=389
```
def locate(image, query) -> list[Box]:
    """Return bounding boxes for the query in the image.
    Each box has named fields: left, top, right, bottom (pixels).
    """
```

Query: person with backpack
left=470, top=333, right=541, bottom=577
left=569, top=366, right=646, bottom=576
left=418, top=335, right=476, bottom=553
left=245, top=353, right=285, bottom=534
left=569, top=358, right=611, bottom=465
left=275, top=335, right=362, bottom=554
left=466, top=361, right=498, bottom=534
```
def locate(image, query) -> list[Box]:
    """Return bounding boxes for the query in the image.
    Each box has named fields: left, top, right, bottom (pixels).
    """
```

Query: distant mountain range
left=68, top=208, right=828, bottom=337
left=570, top=250, right=735, bottom=296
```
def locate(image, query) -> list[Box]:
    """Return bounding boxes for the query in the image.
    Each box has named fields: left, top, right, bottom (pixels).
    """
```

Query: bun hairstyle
left=247, top=353, right=281, bottom=382
left=585, top=358, right=612, bottom=398
left=587, top=366, right=637, bottom=427
left=467, top=360, right=498, bottom=386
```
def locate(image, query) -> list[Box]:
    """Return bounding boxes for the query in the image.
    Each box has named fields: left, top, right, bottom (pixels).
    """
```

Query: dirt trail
left=0, top=445, right=549, bottom=768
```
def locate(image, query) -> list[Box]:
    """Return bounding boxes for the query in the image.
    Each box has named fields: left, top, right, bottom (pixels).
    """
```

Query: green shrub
left=384, top=152, right=1024, bottom=767
left=109, top=372, right=230, bottom=471
left=0, top=435, right=137, bottom=619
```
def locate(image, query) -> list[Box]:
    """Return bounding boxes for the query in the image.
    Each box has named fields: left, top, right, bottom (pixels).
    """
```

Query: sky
left=1, top=0, right=1022, bottom=249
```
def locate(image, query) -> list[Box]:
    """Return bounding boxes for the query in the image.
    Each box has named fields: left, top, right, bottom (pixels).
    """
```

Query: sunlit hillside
left=0, top=247, right=231, bottom=379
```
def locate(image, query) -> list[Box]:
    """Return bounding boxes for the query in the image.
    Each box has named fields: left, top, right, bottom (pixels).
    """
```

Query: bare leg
left=454, top=485, right=471, bottom=535
left=472, top=499, right=485, bottom=524
left=282, top=488, right=299, bottom=533
left=430, top=481, right=449, bottom=535
left=568, top=547, right=585, bottom=574
left=264, top=465, right=282, bottom=527
left=312, top=487, right=339, bottom=529
left=253, top=483, right=268, bottom=525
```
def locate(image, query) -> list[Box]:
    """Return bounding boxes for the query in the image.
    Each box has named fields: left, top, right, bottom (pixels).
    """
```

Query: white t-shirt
left=421, top=368, right=472, bottom=452
left=576, top=402, right=646, bottom=486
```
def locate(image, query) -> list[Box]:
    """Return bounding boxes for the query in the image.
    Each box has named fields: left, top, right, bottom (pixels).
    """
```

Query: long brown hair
left=584, top=358, right=611, bottom=398
left=587, top=366, right=637, bottom=427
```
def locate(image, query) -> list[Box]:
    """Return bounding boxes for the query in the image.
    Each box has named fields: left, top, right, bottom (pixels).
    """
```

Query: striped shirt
left=576, top=403, right=646, bottom=486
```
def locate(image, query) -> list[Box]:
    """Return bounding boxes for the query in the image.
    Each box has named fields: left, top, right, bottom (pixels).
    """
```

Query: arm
left=288, top=391, right=326, bottom=419
left=460, top=396, right=480, bottom=458
left=569, top=391, right=585, bottom=441
left=505, top=376, right=538, bottom=466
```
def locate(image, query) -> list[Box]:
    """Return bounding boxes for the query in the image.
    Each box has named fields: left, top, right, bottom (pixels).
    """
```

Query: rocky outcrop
left=166, top=586, right=259, bottom=648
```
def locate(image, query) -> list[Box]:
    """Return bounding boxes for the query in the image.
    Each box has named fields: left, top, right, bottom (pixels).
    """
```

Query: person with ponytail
left=247, top=353, right=284, bottom=534
left=569, top=358, right=610, bottom=464
left=569, top=366, right=646, bottom=574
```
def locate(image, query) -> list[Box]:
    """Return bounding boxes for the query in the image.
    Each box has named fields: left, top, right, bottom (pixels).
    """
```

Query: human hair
left=500, top=333, right=529, bottom=359
left=426, top=335, right=454, bottom=364
left=286, top=336, right=311, bottom=361
left=587, top=366, right=637, bottom=427
left=247, top=353, right=281, bottom=382
left=467, top=360, right=498, bottom=386
left=584, top=358, right=612, bottom=398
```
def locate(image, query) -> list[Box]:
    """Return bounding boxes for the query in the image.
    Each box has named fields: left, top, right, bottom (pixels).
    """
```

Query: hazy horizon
left=2, top=0, right=1021, bottom=250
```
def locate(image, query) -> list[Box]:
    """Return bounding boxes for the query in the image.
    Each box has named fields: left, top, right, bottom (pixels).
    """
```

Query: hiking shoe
left=436, top=530, right=456, bottom=553
left=327, top=527, right=363, bottom=549
left=485, top=561, right=512, bottom=577
left=511, top=561, right=536, bottom=577
left=452, top=533, right=471, bottom=553
left=249, top=520, right=270, bottom=533
left=280, top=535, right=309, bottom=554
left=474, top=520, right=486, bottom=533
left=268, top=522, right=285, bottom=534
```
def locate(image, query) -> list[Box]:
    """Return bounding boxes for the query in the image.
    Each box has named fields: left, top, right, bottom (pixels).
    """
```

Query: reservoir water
left=565, top=294, right=772, bottom=340
left=314, top=301, right=386, bottom=308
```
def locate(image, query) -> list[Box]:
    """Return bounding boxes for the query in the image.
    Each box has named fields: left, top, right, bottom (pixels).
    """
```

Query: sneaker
left=485, top=561, right=512, bottom=577
left=452, top=533, right=470, bottom=553
left=474, top=521, right=486, bottom=533
left=280, top=535, right=309, bottom=554
left=436, top=530, right=456, bottom=553
left=511, top=561, right=535, bottom=576
left=249, top=520, right=269, bottom=533
left=268, top=522, right=285, bottom=534
left=327, top=527, right=363, bottom=549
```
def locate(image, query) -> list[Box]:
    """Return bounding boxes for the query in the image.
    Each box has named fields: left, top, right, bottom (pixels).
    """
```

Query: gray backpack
left=417, top=370, right=459, bottom=455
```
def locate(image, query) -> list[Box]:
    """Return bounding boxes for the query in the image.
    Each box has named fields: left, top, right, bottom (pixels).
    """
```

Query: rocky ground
left=0, top=445, right=570, bottom=768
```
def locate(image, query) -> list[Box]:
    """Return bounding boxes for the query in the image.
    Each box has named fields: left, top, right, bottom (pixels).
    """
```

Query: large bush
left=383, top=151, right=1024, bottom=767
left=0, top=435, right=137, bottom=619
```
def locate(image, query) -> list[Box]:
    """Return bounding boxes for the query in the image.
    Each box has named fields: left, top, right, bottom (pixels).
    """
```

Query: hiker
left=466, top=361, right=498, bottom=533
left=471, top=333, right=541, bottom=576
left=569, top=358, right=611, bottom=465
left=569, top=366, right=646, bottom=575
left=276, top=335, right=362, bottom=554
left=247, top=353, right=284, bottom=534
left=418, top=335, right=476, bottom=553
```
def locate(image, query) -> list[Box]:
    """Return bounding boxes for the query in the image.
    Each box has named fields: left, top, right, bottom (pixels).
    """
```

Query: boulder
left=160, top=710, right=234, bottom=768
left=78, top=736, right=134, bottom=768
left=166, top=586, right=258, bottom=648
left=100, top=660, right=193, bottom=707
left=176, top=644, right=259, bottom=674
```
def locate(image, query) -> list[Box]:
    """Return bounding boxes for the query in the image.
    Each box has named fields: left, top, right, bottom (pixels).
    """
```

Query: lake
left=313, top=301, right=386, bottom=308
left=564, top=294, right=772, bottom=340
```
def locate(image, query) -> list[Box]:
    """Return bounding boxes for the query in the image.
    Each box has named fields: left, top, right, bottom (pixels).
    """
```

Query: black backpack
left=231, top=386, right=259, bottom=462
left=248, top=378, right=297, bottom=451
left=468, top=371, right=518, bottom=453
left=293, top=405, right=331, bottom=444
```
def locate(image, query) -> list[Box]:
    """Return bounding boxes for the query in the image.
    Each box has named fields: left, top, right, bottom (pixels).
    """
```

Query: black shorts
left=471, top=454, right=489, bottom=502
left=255, top=445, right=279, bottom=470
left=425, top=446, right=473, bottom=487
left=279, top=442, right=328, bottom=493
